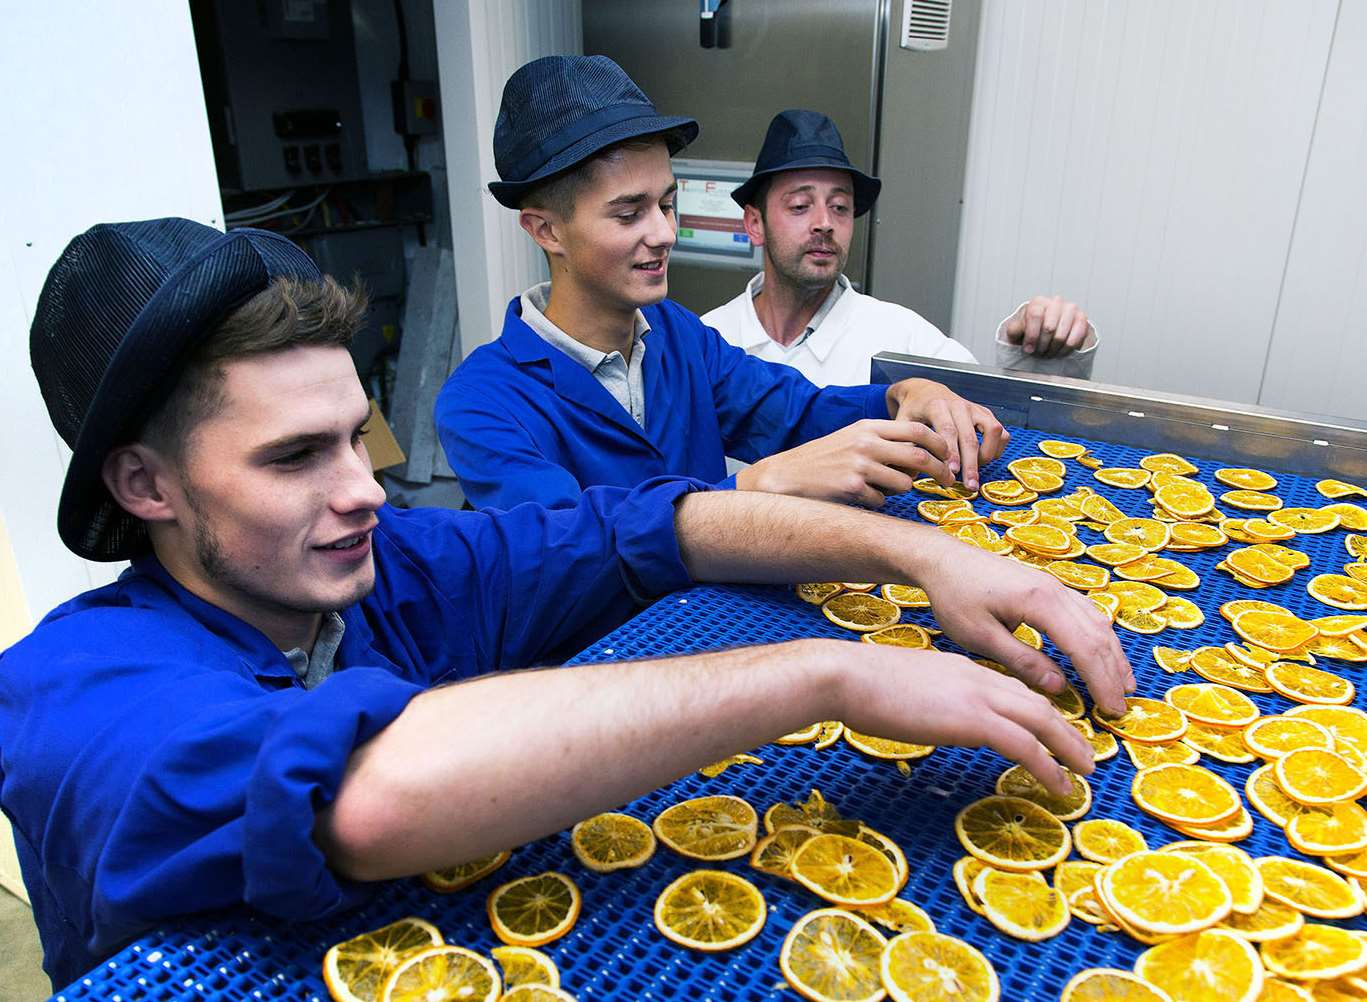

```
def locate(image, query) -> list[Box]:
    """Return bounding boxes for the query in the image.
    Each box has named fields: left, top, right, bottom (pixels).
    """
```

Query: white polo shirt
left=702, top=273, right=1097, bottom=387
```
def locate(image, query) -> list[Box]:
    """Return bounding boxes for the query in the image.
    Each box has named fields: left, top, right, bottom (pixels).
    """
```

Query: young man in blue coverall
left=435, top=55, right=1008, bottom=512
left=0, top=219, right=1132, bottom=989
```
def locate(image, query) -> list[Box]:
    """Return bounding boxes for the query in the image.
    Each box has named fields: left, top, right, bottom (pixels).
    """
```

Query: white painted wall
left=950, top=0, right=1345, bottom=407
left=1259, top=0, right=1367, bottom=420
left=435, top=0, right=582, bottom=361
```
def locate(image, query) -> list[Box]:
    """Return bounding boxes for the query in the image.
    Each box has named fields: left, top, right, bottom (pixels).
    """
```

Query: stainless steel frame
left=870, top=353, right=1367, bottom=481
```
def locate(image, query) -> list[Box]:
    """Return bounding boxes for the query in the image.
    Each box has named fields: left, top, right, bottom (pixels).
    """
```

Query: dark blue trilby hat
left=732, top=109, right=882, bottom=217
left=488, top=54, right=699, bottom=209
left=29, top=218, right=322, bottom=560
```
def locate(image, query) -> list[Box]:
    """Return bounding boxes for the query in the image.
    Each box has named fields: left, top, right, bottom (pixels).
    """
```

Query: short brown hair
left=519, top=127, right=689, bottom=219
left=140, top=274, right=368, bottom=455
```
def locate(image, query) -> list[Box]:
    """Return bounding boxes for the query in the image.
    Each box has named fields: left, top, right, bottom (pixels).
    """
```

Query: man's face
left=748, top=168, right=855, bottom=292
left=554, top=141, right=679, bottom=311
left=163, top=345, right=386, bottom=635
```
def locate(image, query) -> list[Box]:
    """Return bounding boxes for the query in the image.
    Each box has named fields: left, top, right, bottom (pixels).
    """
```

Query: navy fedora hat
left=488, top=54, right=699, bottom=209
left=30, top=218, right=323, bottom=561
left=732, top=109, right=882, bottom=217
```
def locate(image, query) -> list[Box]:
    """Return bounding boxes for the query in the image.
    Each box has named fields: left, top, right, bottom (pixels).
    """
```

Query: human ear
left=519, top=207, right=567, bottom=260
left=742, top=204, right=766, bottom=248
left=101, top=444, right=180, bottom=525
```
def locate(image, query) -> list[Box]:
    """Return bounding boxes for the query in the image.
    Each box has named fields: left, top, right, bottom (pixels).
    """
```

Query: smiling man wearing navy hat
left=436, top=55, right=1011, bottom=510
left=1, top=217, right=1134, bottom=987
left=705, top=109, right=1099, bottom=389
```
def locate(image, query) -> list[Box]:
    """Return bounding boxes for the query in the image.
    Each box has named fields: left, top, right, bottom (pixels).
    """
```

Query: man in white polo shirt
left=703, top=110, right=1098, bottom=386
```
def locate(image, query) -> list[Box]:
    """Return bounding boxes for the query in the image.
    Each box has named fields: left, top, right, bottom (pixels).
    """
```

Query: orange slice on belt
left=881, top=930, right=999, bottom=1002
left=1046, top=561, right=1110, bottom=590
left=954, top=796, right=1072, bottom=871
left=1323, top=502, right=1367, bottom=531
left=1231, top=610, right=1317, bottom=652
left=1040, top=439, right=1088, bottom=459
left=980, top=480, right=1038, bottom=506
left=1251, top=543, right=1311, bottom=570
left=1257, top=856, right=1363, bottom=919
left=1081, top=494, right=1127, bottom=524
left=1318, top=478, right=1367, bottom=498
left=1133, top=930, right=1263, bottom=1002
left=324, top=916, right=445, bottom=1002
left=1242, top=716, right=1333, bottom=759
left=1309, top=574, right=1367, bottom=610
left=861, top=624, right=934, bottom=649
left=380, top=946, right=500, bottom=1002
left=1093, top=697, right=1189, bottom=744
left=790, top=833, right=899, bottom=906
left=1155, top=481, right=1215, bottom=518
left=1181, top=723, right=1258, bottom=764
left=880, top=584, right=930, bottom=608
left=1131, top=763, right=1242, bottom=826
left=1100, top=850, right=1233, bottom=934
left=1094, top=467, right=1152, bottom=489
left=489, top=946, right=559, bottom=991
left=1072, top=819, right=1148, bottom=863
left=1225, top=548, right=1295, bottom=585
left=822, top=593, right=901, bottom=632
left=1217, top=468, right=1278, bottom=491
left=1170, top=522, right=1228, bottom=548
left=1164, top=683, right=1259, bottom=727
left=1104, top=517, right=1171, bottom=551
left=1220, top=490, right=1284, bottom=511
left=1244, top=518, right=1297, bottom=541
left=796, top=582, right=844, bottom=604
left=1158, top=596, right=1204, bottom=629
left=1261, top=924, right=1367, bottom=981
left=653, top=869, right=767, bottom=951
left=1270, top=507, right=1341, bottom=534
left=994, top=765, right=1092, bottom=821
left=1275, top=748, right=1367, bottom=805
left=1161, top=842, right=1263, bottom=915
left=422, top=851, right=511, bottom=894
left=570, top=813, right=655, bottom=872
left=487, top=872, right=582, bottom=947
left=1265, top=662, right=1355, bottom=706
left=973, top=867, right=1070, bottom=940
left=1006, top=524, right=1073, bottom=555
left=780, top=908, right=888, bottom=1002
left=1060, top=970, right=1171, bottom=1002
left=1140, top=453, right=1199, bottom=475
left=750, top=825, right=819, bottom=877
left=1286, top=801, right=1367, bottom=856
left=843, top=729, right=934, bottom=760
left=654, top=795, right=758, bottom=860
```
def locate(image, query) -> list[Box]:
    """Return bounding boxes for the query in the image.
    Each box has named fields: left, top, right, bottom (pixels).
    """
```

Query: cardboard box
left=362, top=398, right=406, bottom=472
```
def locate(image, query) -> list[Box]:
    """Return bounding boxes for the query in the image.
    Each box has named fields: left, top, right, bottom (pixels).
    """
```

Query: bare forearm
left=676, top=489, right=950, bottom=586
left=319, top=639, right=839, bottom=880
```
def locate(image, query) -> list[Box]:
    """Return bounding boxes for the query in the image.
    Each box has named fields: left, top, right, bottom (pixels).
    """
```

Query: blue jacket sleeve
left=696, top=321, right=890, bottom=463
left=435, top=384, right=582, bottom=510
left=0, top=620, right=421, bottom=976
left=367, top=476, right=706, bottom=671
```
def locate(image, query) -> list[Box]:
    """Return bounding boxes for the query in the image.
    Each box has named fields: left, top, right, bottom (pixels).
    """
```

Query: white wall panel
left=436, top=0, right=582, bottom=361
left=950, top=0, right=1338, bottom=403
left=0, top=2, right=222, bottom=620
left=1259, top=1, right=1367, bottom=421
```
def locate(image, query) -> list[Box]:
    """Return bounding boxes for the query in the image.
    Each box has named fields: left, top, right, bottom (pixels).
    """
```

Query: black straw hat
left=30, top=218, right=322, bottom=561
left=487, top=55, right=698, bottom=209
left=732, top=109, right=882, bottom=217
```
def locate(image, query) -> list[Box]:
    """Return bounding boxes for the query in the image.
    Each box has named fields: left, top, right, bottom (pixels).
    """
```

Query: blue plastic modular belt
left=55, top=426, right=1367, bottom=1002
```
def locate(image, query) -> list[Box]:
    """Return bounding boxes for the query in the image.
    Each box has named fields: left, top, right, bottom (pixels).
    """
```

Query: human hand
left=909, top=535, right=1135, bottom=718
left=836, top=645, right=1094, bottom=796
left=885, top=378, right=1008, bottom=491
left=738, top=419, right=953, bottom=507
left=1002, top=295, right=1091, bottom=358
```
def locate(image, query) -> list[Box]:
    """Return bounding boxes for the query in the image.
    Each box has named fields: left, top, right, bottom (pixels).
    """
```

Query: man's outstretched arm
left=319, top=488, right=1133, bottom=881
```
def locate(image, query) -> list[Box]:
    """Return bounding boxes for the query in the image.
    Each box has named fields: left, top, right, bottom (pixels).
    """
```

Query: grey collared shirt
left=749, top=273, right=848, bottom=351
left=282, top=611, right=345, bottom=690
left=520, top=282, right=650, bottom=428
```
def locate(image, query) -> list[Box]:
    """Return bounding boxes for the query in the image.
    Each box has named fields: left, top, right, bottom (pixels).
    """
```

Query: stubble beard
left=767, top=239, right=847, bottom=297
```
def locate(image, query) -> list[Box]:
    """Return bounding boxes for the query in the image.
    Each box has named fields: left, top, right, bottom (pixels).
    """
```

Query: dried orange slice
left=953, top=855, right=992, bottom=915
left=1221, top=490, right=1284, bottom=512
left=1105, top=517, right=1171, bottom=551
left=881, top=930, right=999, bottom=1002
left=1325, top=849, right=1367, bottom=881
left=1153, top=647, right=1193, bottom=674
left=1141, top=453, right=1199, bottom=475
left=777, top=722, right=823, bottom=745
left=1070, top=718, right=1119, bottom=761
left=860, top=624, right=934, bottom=650
left=1189, top=647, right=1274, bottom=692
left=1046, top=560, right=1110, bottom=590
left=1253, top=543, right=1312, bottom=570
left=1134, top=930, right=1263, bottom=1002
left=1275, top=748, right=1367, bottom=805
left=379, top=946, right=500, bottom=1002
left=1324, top=502, right=1367, bottom=531
left=790, top=833, right=899, bottom=906
left=1040, top=439, right=1088, bottom=459
left=498, top=987, right=576, bottom=1002
left=1265, top=662, right=1355, bottom=706
left=698, top=753, right=764, bottom=778
left=1101, top=850, right=1233, bottom=933
left=1219, top=899, right=1305, bottom=943
left=1132, top=763, right=1242, bottom=826
left=324, top=916, right=445, bottom=1002
left=1073, top=819, right=1147, bottom=863
left=1006, top=523, right=1073, bottom=555
left=1009, top=467, right=1064, bottom=494
left=764, top=789, right=860, bottom=837
left=750, top=825, right=819, bottom=878
left=570, top=813, right=655, bottom=873
left=822, top=593, right=901, bottom=632
left=780, top=908, right=888, bottom=1002
left=1261, top=923, right=1367, bottom=981
left=654, top=795, right=758, bottom=860
left=422, top=851, right=511, bottom=894
left=1155, top=481, right=1216, bottom=518
left=980, top=480, right=1039, bottom=506
left=1059, top=969, right=1171, bottom=1002
left=653, top=869, right=766, bottom=951
left=1170, top=804, right=1254, bottom=843
left=919, top=499, right=974, bottom=523
left=1095, top=468, right=1152, bottom=489
left=1094, top=697, right=1189, bottom=744
left=1245, top=764, right=1311, bottom=827
left=1115, top=606, right=1167, bottom=635
left=880, top=584, right=930, bottom=608
left=1056, top=859, right=1104, bottom=899
left=489, top=947, right=558, bottom=991
left=973, top=866, right=1070, bottom=940
left=1243, top=716, right=1333, bottom=759
left=1170, top=522, right=1228, bottom=548
left=843, top=729, right=934, bottom=760
left=914, top=478, right=979, bottom=500
left=1086, top=542, right=1148, bottom=566
left=487, top=872, right=581, bottom=947
left=954, top=795, right=1071, bottom=871
left=1080, top=494, right=1127, bottom=524
left=855, top=897, right=935, bottom=935
left=1232, top=610, right=1317, bottom=651
left=990, top=507, right=1039, bottom=527
left=1257, top=856, right=1363, bottom=918
left=1245, top=518, right=1297, bottom=541
left=1286, top=801, right=1367, bottom=856
left=1283, top=705, right=1367, bottom=754
left=1158, top=597, right=1205, bottom=629
left=1318, top=479, right=1367, bottom=499
left=1161, top=842, right=1263, bottom=915
left=797, top=582, right=844, bottom=604
left=1226, top=548, right=1296, bottom=585
left=1217, top=468, right=1278, bottom=491
left=1305, top=633, right=1367, bottom=661
left=814, top=722, right=845, bottom=750
left=1164, top=683, right=1259, bottom=727
left=995, top=765, right=1092, bottom=821
left=1181, top=723, right=1258, bottom=764
left=1271, top=507, right=1342, bottom=534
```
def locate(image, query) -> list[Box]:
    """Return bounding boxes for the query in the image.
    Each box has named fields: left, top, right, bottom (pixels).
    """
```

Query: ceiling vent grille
left=900, top=0, right=952, bottom=51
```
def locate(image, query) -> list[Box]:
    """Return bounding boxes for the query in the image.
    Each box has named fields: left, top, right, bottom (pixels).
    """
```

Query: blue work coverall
left=0, top=479, right=700, bottom=989
left=435, top=297, right=890, bottom=510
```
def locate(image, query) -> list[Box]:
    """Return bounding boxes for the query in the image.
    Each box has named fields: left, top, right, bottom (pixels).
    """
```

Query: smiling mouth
left=319, top=532, right=368, bottom=551
left=633, top=259, right=666, bottom=272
